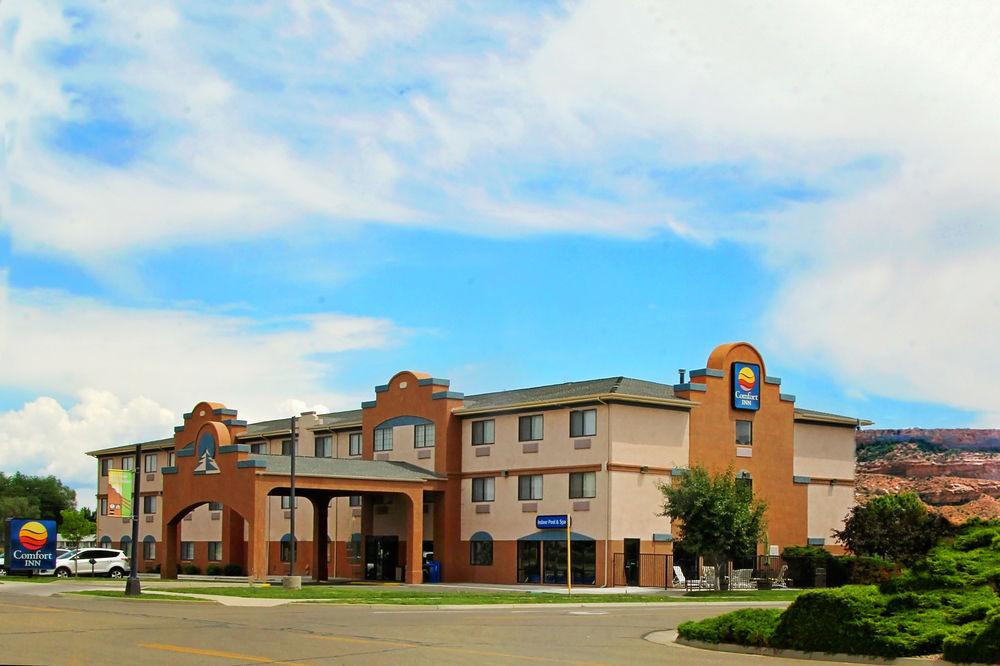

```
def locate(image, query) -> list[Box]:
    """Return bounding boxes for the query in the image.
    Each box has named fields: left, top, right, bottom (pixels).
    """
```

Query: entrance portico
left=161, top=402, right=445, bottom=583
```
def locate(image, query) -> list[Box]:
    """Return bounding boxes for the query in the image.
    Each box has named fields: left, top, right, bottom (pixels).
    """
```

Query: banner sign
left=108, top=468, right=134, bottom=518
left=732, top=362, right=761, bottom=411
left=536, top=514, right=569, bottom=529
left=5, top=519, right=57, bottom=569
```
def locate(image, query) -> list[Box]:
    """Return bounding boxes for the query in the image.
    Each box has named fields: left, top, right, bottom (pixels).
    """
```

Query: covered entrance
left=516, top=532, right=596, bottom=585
left=364, top=536, right=399, bottom=581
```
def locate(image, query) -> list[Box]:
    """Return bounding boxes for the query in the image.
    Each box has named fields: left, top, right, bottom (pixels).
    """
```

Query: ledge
left=780, top=393, right=796, bottom=402
left=418, top=377, right=451, bottom=388
left=219, top=444, right=250, bottom=454
left=161, top=467, right=178, bottom=475
left=236, top=459, right=268, bottom=469
left=764, top=376, right=782, bottom=385
left=672, top=383, right=707, bottom=392
left=374, top=384, right=389, bottom=393
left=213, top=408, right=238, bottom=416
left=689, top=368, right=724, bottom=379
left=361, top=400, right=377, bottom=409
left=432, top=391, right=465, bottom=400
left=793, top=475, right=811, bottom=484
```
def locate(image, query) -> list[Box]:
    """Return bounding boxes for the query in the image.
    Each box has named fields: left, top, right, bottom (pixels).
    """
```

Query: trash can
left=426, top=560, right=441, bottom=583
left=814, top=567, right=827, bottom=588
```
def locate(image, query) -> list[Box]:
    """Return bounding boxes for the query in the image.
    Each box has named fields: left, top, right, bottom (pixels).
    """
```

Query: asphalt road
left=0, top=584, right=818, bottom=665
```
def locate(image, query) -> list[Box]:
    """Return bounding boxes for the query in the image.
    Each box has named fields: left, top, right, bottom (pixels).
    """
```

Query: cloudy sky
left=2, top=1, right=999, bottom=509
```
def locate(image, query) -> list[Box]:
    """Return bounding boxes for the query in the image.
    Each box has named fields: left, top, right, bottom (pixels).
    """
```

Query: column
left=222, top=507, right=246, bottom=573
left=161, top=519, right=178, bottom=580
left=249, top=490, right=269, bottom=582
left=403, top=489, right=424, bottom=584
left=312, top=495, right=330, bottom=582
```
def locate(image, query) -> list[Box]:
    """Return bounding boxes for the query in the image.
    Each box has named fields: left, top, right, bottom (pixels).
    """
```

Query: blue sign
left=732, top=362, right=761, bottom=411
left=5, top=519, right=57, bottom=569
left=536, top=514, right=569, bottom=529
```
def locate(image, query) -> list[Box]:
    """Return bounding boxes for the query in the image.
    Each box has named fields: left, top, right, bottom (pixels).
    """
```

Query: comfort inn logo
left=17, top=522, right=48, bottom=551
left=732, top=362, right=761, bottom=411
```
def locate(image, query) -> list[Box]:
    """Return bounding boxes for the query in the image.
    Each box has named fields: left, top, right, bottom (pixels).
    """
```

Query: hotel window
left=472, top=477, right=495, bottom=502
left=281, top=496, right=298, bottom=509
left=208, top=502, right=223, bottom=511
left=281, top=439, right=293, bottom=456
left=518, top=474, right=543, bottom=501
left=348, top=495, right=362, bottom=507
left=472, top=420, right=495, bottom=445
left=470, top=537, right=494, bottom=566
left=569, top=471, right=597, bottom=499
left=348, top=432, right=362, bottom=456
left=570, top=409, right=597, bottom=437
left=518, top=415, right=543, bottom=442
left=374, top=427, right=393, bottom=452
left=168, top=451, right=175, bottom=467
left=143, top=536, right=156, bottom=560
left=315, top=436, right=332, bottom=458
left=251, top=441, right=267, bottom=454
left=144, top=453, right=158, bottom=473
left=208, top=542, right=223, bottom=562
left=737, top=471, right=753, bottom=493
left=121, top=456, right=134, bottom=471
left=100, top=459, right=110, bottom=477
left=120, top=536, right=132, bottom=557
left=347, top=533, right=362, bottom=561
left=414, top=423, right=435, bottom=448
left=99, top=497, right=108, bottom=516
left=142, top=495, right=156, bottom=514
left=180, top=541, right=194, bottom=561
left=736, top=420, right=753, bottom=446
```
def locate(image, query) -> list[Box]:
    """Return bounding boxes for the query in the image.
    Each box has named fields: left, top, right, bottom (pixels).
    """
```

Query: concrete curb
left=645, top=629, right=951, bottom=665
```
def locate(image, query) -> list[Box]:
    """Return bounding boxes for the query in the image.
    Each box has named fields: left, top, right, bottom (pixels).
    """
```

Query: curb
left=645, top=629, right=950, bottom=665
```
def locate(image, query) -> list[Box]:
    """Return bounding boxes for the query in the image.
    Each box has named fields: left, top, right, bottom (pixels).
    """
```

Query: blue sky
left=2, top=1, right=998, bottom=507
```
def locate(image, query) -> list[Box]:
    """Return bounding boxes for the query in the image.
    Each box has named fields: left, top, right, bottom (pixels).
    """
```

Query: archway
left=161, top=500, right=249, bottom=579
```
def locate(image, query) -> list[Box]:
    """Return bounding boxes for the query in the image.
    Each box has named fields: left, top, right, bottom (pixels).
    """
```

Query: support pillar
left=222, top=507, right=246, bottom=573
left=312, top=495, right=330, bottom=582
left=162, top=520, right=178, bottom=580
left=403, top=490, right=424, bottom=584
left=249, top=491, right=269, bottom=582
left=360, top=499, right=374, bottom=578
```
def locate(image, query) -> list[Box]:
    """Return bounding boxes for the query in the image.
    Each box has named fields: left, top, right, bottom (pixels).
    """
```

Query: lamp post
left=125, top=443, right=142, bottom=596
left=282, top=416, right=302, bottom=589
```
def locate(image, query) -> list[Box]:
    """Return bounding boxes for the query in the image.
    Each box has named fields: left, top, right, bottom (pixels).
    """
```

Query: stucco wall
left=807, top=483, right=854, bottom=542
left=609, top=404, right=689, bottom=469
left=608, top=471, right=672, bottom=541
left=794, top=423, right=857, bottom=480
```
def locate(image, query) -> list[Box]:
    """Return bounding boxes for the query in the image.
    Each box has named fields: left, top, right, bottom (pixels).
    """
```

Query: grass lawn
left=147, top=585, right=802, bottom=605
left=0, top=575, right=60, bottom=583
left=68, top=590, right=210, bottom=602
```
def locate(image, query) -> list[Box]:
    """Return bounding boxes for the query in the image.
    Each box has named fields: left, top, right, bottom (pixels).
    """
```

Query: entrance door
left=517, top=541, right=540, bottom=583
left=624, top=538, right=640, bottom=586
left=364, top=536, right=399, bottom=581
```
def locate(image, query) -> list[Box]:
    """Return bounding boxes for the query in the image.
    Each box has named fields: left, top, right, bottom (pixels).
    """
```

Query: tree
left=79, top=506, right=97, bottom=523
left=658, top=466, right=767, bottom=588
left=0, top=472, right=76, bottom=524
left=834, top=492, right=952, bottom=565
left=59, top=508, right=96, bottom=549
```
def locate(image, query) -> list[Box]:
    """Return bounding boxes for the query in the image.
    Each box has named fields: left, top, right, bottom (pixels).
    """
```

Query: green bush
left=829, top=556, right=898, bottom=586
left=205, top=564, right=223, bottom=576
left=678, top=608, right=783, bottom=647
left=942, top=607, right=1000, bottom=664
left=181, top=564, right=201, bottom=575
left=223, top=563, right=243, bottom=576
left=144, top=564, right=161, bottom=574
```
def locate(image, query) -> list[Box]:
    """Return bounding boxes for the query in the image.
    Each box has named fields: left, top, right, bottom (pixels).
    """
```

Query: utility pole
left=289, top=415, right=297, bottom=577
left=125, top=443, right=142, bottom=595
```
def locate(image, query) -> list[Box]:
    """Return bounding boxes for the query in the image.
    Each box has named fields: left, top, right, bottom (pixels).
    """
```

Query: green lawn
left=69, top=590, right=209, bottom=602
left=0, top=575, right=60, bottom=583
left=147, top=585, right=802, bottom=605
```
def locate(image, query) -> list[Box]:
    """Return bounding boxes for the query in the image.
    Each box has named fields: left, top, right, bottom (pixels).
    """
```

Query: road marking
left=307, top=635, right=604, bottom=665
left=568, top=610, right=608, bottom=615
left=0, top=603, right=64, bottom=613
left=138, top=643, right=311, bottom=665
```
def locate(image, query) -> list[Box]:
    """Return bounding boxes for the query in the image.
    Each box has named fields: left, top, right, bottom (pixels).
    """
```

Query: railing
left=611, top=552, right=672, bottom=588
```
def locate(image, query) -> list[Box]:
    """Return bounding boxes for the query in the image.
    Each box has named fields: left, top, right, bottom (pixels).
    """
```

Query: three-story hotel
left=88, top=342, right=869, bottom=586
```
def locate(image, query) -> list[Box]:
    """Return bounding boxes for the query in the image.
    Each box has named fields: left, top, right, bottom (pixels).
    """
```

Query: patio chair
left=702, top=565, right=718, bottom=590
left=673, top=565, right=700, bottom=590
left=730, top=568, right=755, bottom=590
left=772, top=564, right=791, bottom=589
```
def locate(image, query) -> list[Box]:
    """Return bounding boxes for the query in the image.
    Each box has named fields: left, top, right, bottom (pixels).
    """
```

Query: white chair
left=702, top=565, right=718, bottom=590
left=673, top=565, right=702, bottom=590
left=772, top=564, right=791, bottom=588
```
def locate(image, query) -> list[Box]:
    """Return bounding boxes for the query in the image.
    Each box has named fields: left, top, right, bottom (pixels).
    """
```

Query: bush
left=223, top=563, right=243, bottom=576
left=828, top=556, right=898, bottom=586
left=206, top=564, right=223, bottom=576
left=144, top=564, right=161, bottom=574
left=181, top=564, right=201, bottom=575
left=678, top=608, right=783, bottom=647
left=942, top=607, right=1000, bottom=664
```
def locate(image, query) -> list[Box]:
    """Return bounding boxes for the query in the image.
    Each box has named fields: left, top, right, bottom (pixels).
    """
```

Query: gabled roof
left=249, top=454, right=444, bottom=481
left=457, top=376, right=689, bottom=414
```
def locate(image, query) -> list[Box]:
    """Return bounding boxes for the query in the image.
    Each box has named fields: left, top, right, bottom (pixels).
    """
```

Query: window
left=280, top=535, right=296, bottom=562
left=180, top=541, right=194, bottom=561
left=121, top=456, right=134, bottom=471
left=208, top=502, right=223, bottom=511
left=570, top=409, right=597, bottom=437
left=251, top=442, right=267, bottom=454
left=472, top=477, right=495, bottom=502
left=737, top=471, right=753, bottom=493
left=315, top=436, right=332, bottom=458
left=208, top=542, right=223, bottom=561
left=100, top=459, right=110, bottom=477
left=518, top=415, right=543, bottom=441
left=518, top=474, right=543, bottom=501
left=143, top=537, right=156, bottom=560
left=348, top=495, right=362, bottom=507
left=99, top=536, right=112, bottom=547
left=119, top=536, right=131, bottom=557
left=281, top=496, right=298, bottom=509
left=348, top=432, right=362, bottom=456
left=569, top=472, right=597, bottom=499
left=144, top=453, right=158, bottom=473
left=414, top=423, right=435, bottom=448
left=346, top=533, right=362, bottom=561
left=167, top=451, right=175, bottom=467
left=142, top=495, right=156, bottom=514
left=472, top=420, right=495, bottom=445
left=470, top=538, right=494, bottom=566
left=736, top=420, right=753, bottom=446
left=374, top=427, right=393, bottom=452
left=99, top=497, right=108, bottom=516
left=281, top=439, right=293, bottom=456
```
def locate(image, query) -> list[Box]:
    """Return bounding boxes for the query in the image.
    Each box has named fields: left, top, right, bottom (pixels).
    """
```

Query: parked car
left=37, top=549, right=77, bottom=576
left=50, top=548, right=131, bottom=578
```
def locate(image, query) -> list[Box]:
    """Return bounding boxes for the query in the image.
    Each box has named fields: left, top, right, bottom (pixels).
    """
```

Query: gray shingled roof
left=461, top=376, right=679, bottom=410
left=249, top=454, right=444, bottom=481
left=239, top=409, right=362, bottom=437
left=795, top=408, right=871, bottom=425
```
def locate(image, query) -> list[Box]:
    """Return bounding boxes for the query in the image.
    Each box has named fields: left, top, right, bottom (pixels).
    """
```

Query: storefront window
left=517, top=541, right=540, bottom=583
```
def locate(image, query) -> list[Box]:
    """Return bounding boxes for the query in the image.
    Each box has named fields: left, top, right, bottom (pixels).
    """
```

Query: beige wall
left=609, top=404, right=689, bottom=469
left=608, top=471, right=672, bottom=541
left=807, top=483, right=854, bottom=542
left=794, top=423, right=856, bottom=480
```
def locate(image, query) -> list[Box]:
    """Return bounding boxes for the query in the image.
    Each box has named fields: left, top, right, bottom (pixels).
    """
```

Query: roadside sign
left=108, top=469, right=134, bottom=517
left=536, top=514, right=569, bottom=529
left=4, top=518, right=57, bottom=569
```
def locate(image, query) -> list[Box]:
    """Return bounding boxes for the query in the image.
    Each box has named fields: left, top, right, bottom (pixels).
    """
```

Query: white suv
left=51, top=548, right=131, bottom=578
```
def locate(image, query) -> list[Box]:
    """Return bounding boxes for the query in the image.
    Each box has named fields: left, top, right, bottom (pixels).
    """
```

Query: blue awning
left=518, top=531, right=594, bottom=542
left=470, top=531, right=493, bottom=542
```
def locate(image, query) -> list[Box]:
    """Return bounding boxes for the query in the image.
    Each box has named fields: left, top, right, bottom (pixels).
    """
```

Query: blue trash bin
left=426, top=560, right=441, bottom=583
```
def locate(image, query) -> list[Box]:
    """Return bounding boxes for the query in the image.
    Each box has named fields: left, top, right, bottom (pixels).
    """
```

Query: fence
left=611, top=552, right=672, bottom=588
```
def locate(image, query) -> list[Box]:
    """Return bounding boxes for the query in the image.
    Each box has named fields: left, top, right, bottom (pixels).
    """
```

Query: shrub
left=942, top=608, right=1000, bottom=664
left=834, top=493, right=952, bottom=565
left=678, top=608, right=783, bottom=647
left=223, top=563, right=243, bottom=576
left=181, top=564, right=201, bottom=575
left=205, top=564, right=223, bottom=576
left=144, top=564, right=161, bottom=574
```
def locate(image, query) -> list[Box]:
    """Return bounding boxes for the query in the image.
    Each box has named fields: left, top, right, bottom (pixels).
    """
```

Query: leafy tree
left=0, top=472, right=76, bottom=524
left=834, top=492, right=951, bottom=565
left=79, top=506, right=97, bottom=523
left=658, top=466, right=767, bottom=588
left=59, top=508, right=96, bottom=549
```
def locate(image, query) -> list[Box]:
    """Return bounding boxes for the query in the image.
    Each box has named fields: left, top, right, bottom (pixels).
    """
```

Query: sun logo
left=18, top=522, right=48, bottom=552
left=737, top=366, right=756, bottom=392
